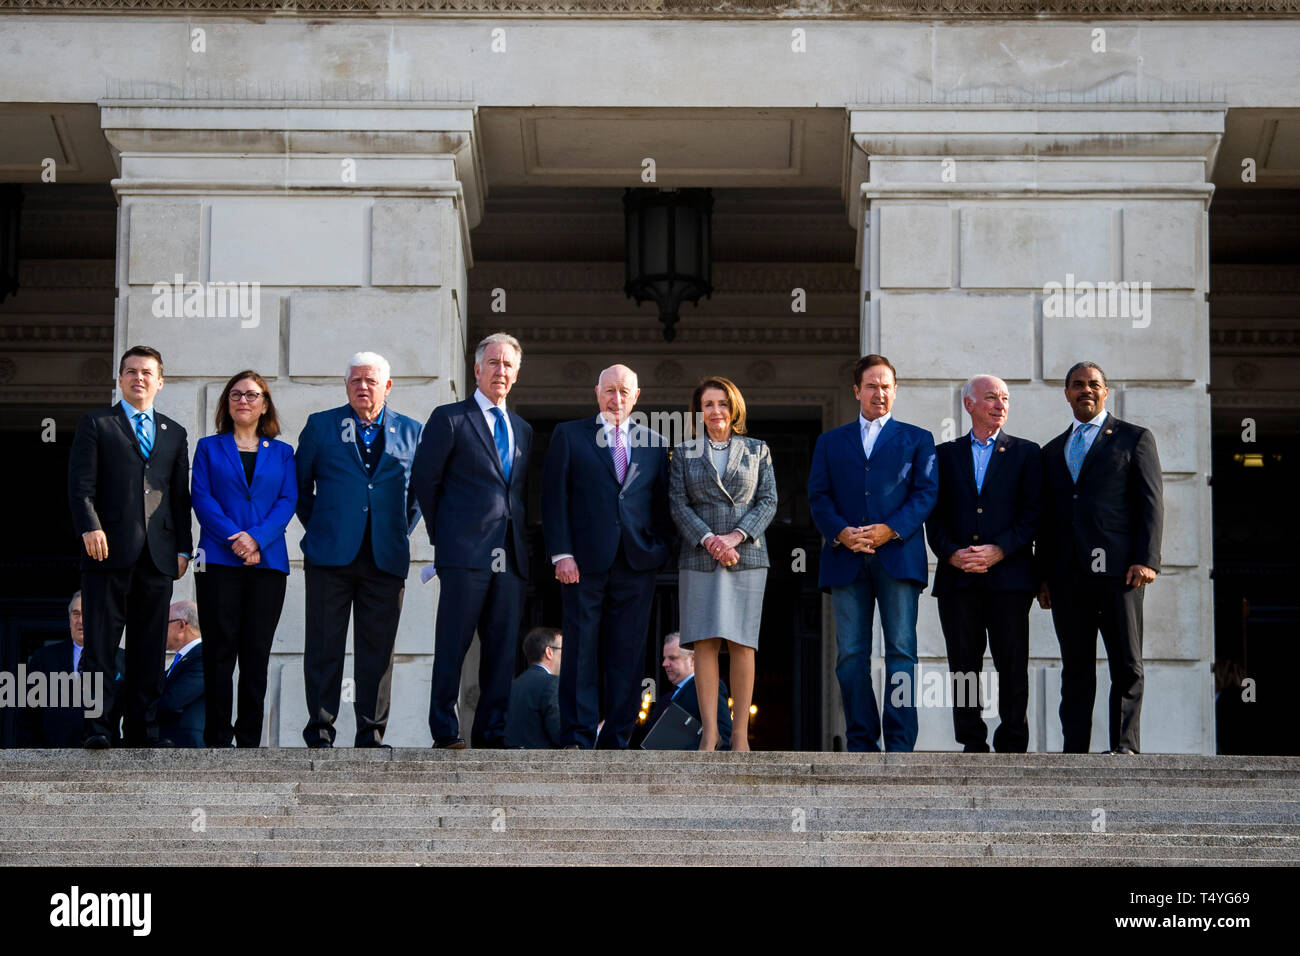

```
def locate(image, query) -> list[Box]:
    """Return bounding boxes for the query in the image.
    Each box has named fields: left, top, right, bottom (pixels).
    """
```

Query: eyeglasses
left=548, top=644, right=563, bottom=652
left=230, top=391, right=263, bottom=403
left=168, top=619, right=186, bottom=627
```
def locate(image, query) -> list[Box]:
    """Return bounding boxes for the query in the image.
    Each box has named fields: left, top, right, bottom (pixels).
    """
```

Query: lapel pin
left=997, top=446, right=1005, bottom=452
left=262, top=440, right=269, bottom=448
left=160, top=423, right=167, bottom=430
left=1104, top=429, right=1113, bottom=435
left=389, top=427, right=395, bottom=432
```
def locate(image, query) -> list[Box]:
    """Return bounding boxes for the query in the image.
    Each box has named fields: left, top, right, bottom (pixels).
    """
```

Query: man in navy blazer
left=504, top=627, right=563, bottom=749
left=67, top=345, right=192, bottom=749
left=543, top=363, right=672, bottom=749
left=413, top=333, right=532, bottom=749
left=926, top=375, right=1042, bottom=753
left=158, top=601, right=205, bottom=748
left=296, top=351, right=422, bottom=747
left=808, top=354, right=938, bottom=752
left=636, top=633, right=732, bottom=750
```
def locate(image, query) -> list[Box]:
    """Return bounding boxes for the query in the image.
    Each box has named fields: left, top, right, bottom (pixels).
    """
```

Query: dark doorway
left=519, top=406, right=824, bottom=751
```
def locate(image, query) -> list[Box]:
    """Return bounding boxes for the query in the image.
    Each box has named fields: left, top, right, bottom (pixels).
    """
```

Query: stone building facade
left=2, top=2, right=1298, bottom=752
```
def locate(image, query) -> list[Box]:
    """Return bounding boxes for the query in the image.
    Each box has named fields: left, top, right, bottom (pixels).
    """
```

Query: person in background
left=191, top=370, right=296, bottom=748
left=638, top=632, right=732, bottom=750
left=505, top=627, right=563, bottom=749
left=158, top=600, right=204, bottom=748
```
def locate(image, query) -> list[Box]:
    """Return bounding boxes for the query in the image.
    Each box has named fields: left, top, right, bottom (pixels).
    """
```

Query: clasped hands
left=228, top=531, right=261, bottom=566
left=948, top=543, right=1005, bottom=574
left=704, top=531, right=743, bottom=568
left=836, top=524, right=895, bottom=554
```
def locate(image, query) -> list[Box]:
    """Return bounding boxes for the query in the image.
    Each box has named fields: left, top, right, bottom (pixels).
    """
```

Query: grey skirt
left=679, top=567, right=767, bottom=650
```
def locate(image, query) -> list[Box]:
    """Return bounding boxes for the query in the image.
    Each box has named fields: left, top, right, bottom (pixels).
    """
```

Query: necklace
left=708, top=436, right=731, bottom=450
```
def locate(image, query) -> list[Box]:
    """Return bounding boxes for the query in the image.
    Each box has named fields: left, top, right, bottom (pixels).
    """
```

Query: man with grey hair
left=295, top=351, right=423, bottom=747
left=158, top=600, right=204, bottom=747
left=542, top=363, right=672, bottom=749
left=20, top=591, right=125, bottom=747
left=413, top=332, right=532, bottom=749
left=925, top=375, right=1041, bottom=752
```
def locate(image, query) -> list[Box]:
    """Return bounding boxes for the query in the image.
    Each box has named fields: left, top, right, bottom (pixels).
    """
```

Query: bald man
left=925, top=375, right=1042, bottom=752
left=542, top=364, right=673, bottom=749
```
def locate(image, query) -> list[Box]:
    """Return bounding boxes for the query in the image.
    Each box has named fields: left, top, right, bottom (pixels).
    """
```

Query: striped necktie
left=134, top=411, right=153, bottom=458
left=612, top=425, right=628, bottom=484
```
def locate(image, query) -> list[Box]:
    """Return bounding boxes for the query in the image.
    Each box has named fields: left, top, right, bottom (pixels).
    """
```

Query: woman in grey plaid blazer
left=669, top=377, right=778, bottom=751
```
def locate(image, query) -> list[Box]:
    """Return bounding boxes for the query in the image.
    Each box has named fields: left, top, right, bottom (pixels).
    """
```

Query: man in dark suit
left=638, top=632, right=732, bottom=750
left=808, top=354, right=938, bottom=753
left=158, top=600, right=204, bottom=748
left=413, top=333, right=532, bottom=750
left=19, top=591, right=125, bottom=747
left=543, top=363, right=673, bottom=750
left=1038, top=361, right=1163, bottom=754
left=68, top=345, right=192, bottom=749
left=926, top=375, right=1042, bottom=753
left=504, top=627, right=562, bottom=749
left=296, top=351, right=423, bottom=748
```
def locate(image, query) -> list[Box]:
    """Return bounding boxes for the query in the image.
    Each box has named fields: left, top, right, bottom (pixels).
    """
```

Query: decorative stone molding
left=4, top=0, right=1299, bottom=18
left=505, top=324, right=859, bottom=348
left=1211, top=265, right=1300, bottom=294
left=470, top=261, right=860, bottom=293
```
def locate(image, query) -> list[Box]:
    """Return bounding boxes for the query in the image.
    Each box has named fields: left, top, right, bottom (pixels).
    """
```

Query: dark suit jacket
left=19, top=640, right=125, bottom=747
left=158, top=643, right=205, bottom=748
left=192, top=433, right=297, bottom=574
left=68, top=403, right=193, bottom=576
left=926, top=431, right=1043, bottom=596
left=1038, top=415, right=1163, bottom=582
left=295, top=404, right=422, bottom=578
left=412, top=398, right=532, bottom=577
left=808, top=417, right=939, bottom=589
left=642, top=676, right=732, bottom=749
left=542, top=416, right=672, bottom=573
left=504, top=665, right=561, bottom=749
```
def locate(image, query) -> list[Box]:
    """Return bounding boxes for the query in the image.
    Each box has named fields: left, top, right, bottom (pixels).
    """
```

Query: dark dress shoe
left=963, top=743, right=991, bottom=753
left=155, top=739, right=176, bottom=748
left=306, top=740, right=333, bottom=749
left=356, top=742, right=392, bottom=749
left=433, top=737, right=467, bottom=750
left=83, top=735, right=111, bottom=750
left=474, top=738, right=508, bottom=750
left=1109, top=746, right=1137, bottom=754
left=563, top=744, right=583, bottom=750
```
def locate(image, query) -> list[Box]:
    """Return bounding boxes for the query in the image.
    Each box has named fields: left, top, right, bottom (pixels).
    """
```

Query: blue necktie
left=1066, top=424, right=1094, bottom=483
left=134, top=411, right=153, bottom=458
left=490, top=407, right=511, bottom=481
left=167, top=652, right=182, bottom=677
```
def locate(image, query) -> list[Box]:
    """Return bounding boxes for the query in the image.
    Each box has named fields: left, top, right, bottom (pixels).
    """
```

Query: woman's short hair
left=214, top=370, right=282, bottom=439
left=689, top=376, right=748, bottom=437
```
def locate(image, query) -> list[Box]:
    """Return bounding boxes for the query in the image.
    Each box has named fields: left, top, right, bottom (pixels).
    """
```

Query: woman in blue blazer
left=191, top=370, right=297, bottom=747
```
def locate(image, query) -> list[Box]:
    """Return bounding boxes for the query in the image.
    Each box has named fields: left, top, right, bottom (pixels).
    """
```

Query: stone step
left=0, top=850, right=1266, bottom=867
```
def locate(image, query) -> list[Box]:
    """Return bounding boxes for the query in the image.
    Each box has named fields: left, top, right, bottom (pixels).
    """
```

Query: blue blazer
left=295, top=404, right=423, bottom=578
left=191, top=433, right=297, bottom=574
left=808, top=417, right=939, bottom=589
left=542, top=416, right=672, bottom=574
left=411, top=398, right=532, bottom=577
left=158, top=644, right=205, bottom=748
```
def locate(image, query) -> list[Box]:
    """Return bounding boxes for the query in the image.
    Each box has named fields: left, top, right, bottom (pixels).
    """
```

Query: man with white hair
left=295, top=352, right=423, bottom=747
left=542, top=363, right=672, bottom=749
left=413, top=333, right=532, bottom=750
left=924, top=374, right=1042, bottom=752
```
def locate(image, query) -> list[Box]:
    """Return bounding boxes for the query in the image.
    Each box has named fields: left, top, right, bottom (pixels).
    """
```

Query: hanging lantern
left=0, top=185, right=22, bottom=304
left=623, top=187, right=712, bottom=342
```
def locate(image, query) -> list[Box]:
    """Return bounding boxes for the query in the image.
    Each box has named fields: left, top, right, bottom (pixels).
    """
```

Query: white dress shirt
left=550, top=413, right=633, bottom=564
left=860, top=411, right=892, bottom=459
left=473, top=387, right=513, bottom=461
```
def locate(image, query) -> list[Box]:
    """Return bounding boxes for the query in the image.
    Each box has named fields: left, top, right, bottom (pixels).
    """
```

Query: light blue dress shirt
left=970, top=429, right=1000, bottom=494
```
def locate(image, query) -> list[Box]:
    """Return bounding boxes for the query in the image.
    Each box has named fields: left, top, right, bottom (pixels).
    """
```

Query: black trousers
left=302, top=539, right=405, bottom=747
left=428, top=553, right=525, bottom=747
left=936, top=585, right=1032, bottom=753
left=1049, top=573, right=1145, bottom=753
left=559, top=546, right=657, bottom=750
left=80, top=550, right=172, bottom=745
left=195, top=563, right=287, bottom=748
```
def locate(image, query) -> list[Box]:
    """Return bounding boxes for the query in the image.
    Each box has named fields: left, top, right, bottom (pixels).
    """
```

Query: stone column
left=845, top=104, right=1223, bottom=754
left=102, top=101, right=484, bottom=746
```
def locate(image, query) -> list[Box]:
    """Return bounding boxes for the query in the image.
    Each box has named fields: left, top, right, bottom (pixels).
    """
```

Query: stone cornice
left=3, top=0, right=1300, bottom=17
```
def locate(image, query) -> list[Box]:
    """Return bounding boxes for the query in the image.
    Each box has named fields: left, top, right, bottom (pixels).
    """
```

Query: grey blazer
left=669, top=435, right=778, bottom=572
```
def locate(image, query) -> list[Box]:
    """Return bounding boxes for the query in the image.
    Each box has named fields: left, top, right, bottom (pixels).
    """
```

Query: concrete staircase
left=2, top=750, right=1297, bottom=865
